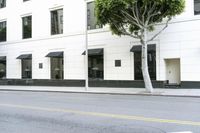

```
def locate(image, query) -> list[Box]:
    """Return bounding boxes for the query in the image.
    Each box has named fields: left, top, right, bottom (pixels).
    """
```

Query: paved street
left=0, top=91, right=200, bottom=133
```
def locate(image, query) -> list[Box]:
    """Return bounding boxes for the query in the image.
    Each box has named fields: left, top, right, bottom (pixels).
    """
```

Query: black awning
left=17, top=54, right=32, bottom=59
left=82, top=48, right=103, bottom=56
left=130, top=44, right=156, bottom=52
left=0, top=56, right=6, bottom=61
left=46, top=51, right=63, bottom=58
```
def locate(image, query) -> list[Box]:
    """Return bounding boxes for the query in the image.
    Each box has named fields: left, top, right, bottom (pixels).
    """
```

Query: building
left=0, top=0, right=200, bottom=88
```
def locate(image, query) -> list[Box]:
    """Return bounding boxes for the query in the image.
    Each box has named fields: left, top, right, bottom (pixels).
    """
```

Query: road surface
left=0, top=90, right=200, bottom=133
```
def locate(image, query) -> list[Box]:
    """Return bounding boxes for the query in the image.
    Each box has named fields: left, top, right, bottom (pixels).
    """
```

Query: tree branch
left=111, top=22, right=139, bottom=39
left=147, top=2, right=157, bottom=18
left=120, top=10, right=143, bottom=28
left=131, top=2, right=144, bottom=26
left=147, top=18, right=170, bottom=42
left=142, top=3, right=148, bottom=25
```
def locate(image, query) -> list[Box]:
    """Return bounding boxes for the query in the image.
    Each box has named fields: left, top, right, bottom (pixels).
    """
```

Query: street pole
left=84, top=0, right=89, bottom=91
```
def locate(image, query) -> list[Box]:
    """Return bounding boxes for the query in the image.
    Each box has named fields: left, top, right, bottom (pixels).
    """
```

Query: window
left=23, top=0, right=30, bottom=2
left=51, top=58, right=63, bottom=79
left=22, top=16, right=32, bottom=39
left=134, top=49, right=156, bottom=80
left=51, top=9, right=63, bottom=35
left=22, top=59, right=32, bottom=79
left=39, top=63, right=43, bottom=69
left=46, top=51, right=63, bottom=79
left=0, top=21, right=6, bottom=42
left=87, top=2, right=102, bottom=30
left=82, top=48, right=104, bottom=80
left=0, top=0, right=6, bottom=8
left=0, top=56, right=6, bottom=79
left=88, top=55, right=104, bottom=80
left=194, top=0, right=200, bottom=15
left=115, top=60, right=121, bottom=67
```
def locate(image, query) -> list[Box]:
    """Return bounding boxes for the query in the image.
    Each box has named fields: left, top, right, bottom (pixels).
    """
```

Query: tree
left=95, top=0, right=185, bottom=92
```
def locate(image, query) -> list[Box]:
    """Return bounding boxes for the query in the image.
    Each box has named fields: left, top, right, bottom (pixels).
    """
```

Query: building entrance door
left=165, top=59, right=181, bottom=84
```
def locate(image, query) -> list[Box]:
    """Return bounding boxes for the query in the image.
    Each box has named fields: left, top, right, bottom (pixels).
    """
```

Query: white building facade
left=0, top=0, right=200, bottom=88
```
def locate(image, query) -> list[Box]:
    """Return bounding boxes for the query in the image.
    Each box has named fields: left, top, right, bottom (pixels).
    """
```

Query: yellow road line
left=0, top=103, right=200, bottom=126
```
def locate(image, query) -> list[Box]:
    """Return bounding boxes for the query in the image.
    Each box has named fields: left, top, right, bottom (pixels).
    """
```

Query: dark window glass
left=0, top=21, right=6, bottom=42
left=194, top=0, right=200, bottom=15
left=39, top=63, right=43, bottom=69
left=0, top=60, right=6, bottom=79
left=115, top=60, right=121, bottom=67
left=134, top=51, right=156, bottom=80
left=0, top=0, right=6, bottom=8
left=51, top=9, right=63, bottom=35
left=22, top=16, right=32, bottom=39
left=22, top=59, right=32, bottom=79
left=87, top=2, right=102, bottom=30
left=88, top=55, right=103, bottom=79
left=51, top=58, right=63, bottom=79
left=23, top=0, right=30, bottom=2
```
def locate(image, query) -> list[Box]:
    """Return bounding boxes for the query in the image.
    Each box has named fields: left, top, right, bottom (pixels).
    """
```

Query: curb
left=0, top=89, right=200, bottom=98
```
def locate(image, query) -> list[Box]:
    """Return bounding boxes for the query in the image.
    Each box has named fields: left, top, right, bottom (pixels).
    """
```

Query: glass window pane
left=134, top=52, right=143, bottom=80
left=22, top=16, right=32, bottom=39
left=88, top=55, right=104, bottom=79
left=22, top=59, right=32, bottom=79
left=0, top=0, right=6, bottom=8
left=51, top=58, right=64, bottom=79
left=194, top=0, right=200, bottom=15
left=115, top=60, right=121, bottom=67
left=87, top=2, right=102, bottom=30
left=51, top=9, right=63, bottom=35
left=134, top=51, right=156, bottom=80
left=0, top=61, right=6, bottom=79
left=0, top=21, right=6, bottom=42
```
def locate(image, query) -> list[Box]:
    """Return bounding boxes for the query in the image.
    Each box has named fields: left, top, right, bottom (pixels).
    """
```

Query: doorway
left=88, top=55, right=104, bottom=80
left=50, top=57, right=64, bottom=80
left=165, top=59, right=181, bottom=84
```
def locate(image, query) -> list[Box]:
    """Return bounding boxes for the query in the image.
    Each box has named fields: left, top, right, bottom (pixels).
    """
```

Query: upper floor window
left=22, top=16, right=32, bottom=39
left=87, top=1, right=102, bottom=30
left=51, top=9, right=63, bottom=35
left=194, top=0, right=200, bottom=15
left=0, top=0, right=6, bottom=8
left=0, top=21, right=6, bottom=42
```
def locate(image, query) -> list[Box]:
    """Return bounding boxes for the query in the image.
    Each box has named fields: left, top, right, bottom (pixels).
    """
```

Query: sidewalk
left=0, top=85, right=200, bottom=97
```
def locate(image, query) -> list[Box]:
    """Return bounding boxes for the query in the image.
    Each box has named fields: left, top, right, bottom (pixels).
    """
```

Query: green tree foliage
left=95, top=0, right=185, bottom=38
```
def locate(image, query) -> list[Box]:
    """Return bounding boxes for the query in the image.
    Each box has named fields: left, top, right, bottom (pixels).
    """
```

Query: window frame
left=87, top=1, right=102, bottom=30
left=0, top=21, right=6, bottom=42
left=50, top=8, right=63, bottom=35
left=194, top=0, right=200, bottom=15
left=21, top=59, right=32, bottom=79
left=0, top=0, right=6, bottom=8
left=0, top=58, right=6, bottom=79
left=50, top=57, right=64, bottom=80
left=134, top=46, right=157, bottom=80
left=22, top=15, right=32, bottom=39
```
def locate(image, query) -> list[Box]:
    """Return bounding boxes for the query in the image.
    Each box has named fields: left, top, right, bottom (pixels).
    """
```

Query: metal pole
left=85, top=0, right=89, bottom=91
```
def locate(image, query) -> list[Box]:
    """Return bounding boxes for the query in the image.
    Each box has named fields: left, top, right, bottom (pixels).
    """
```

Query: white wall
left=0, top=0, right=200, bottom=81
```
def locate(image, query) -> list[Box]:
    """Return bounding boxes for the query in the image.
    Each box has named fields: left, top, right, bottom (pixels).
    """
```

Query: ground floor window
left=0, top=58, right=6, bottom=79
left=88, top=55, right=104, bottom=80
left=51, top=57, right=63, bottom=79
left=132, top=44, right=156, bottom=80
left=22, top=59, right=32, bottom=79
left=134, top=51, right=156, bottom=80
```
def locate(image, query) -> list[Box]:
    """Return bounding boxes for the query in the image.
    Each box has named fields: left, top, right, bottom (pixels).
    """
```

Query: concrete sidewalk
left=0, top=85, right=200, bottom=97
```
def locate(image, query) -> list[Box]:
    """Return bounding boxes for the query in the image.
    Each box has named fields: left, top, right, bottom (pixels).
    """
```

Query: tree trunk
left=141, top=28, right=153, bottom=93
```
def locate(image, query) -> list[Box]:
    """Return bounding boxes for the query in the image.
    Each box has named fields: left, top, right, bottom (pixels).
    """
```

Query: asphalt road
left=0, top=90, right=200, bottom=133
